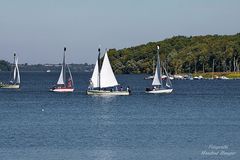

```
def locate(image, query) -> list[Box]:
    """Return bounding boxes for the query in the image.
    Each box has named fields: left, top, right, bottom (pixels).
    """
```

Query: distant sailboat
left=87, top=48, right=131, bottom=95
left=145, top=46, right=173, bottom=94
left=50, top=47, right=74, bottom=92
left=0, top=53, right=21, bottom=89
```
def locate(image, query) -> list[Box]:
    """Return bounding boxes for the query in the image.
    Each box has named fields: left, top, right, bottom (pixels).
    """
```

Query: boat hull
left=50, top=88, right=74, bottom=92
left=0, top=84, right=20, bottom=89
left=144, top=75, right=154, bottom=80
left=145, top=88, right=173, bottom=94
left=87, top=90, right=130, bottom=96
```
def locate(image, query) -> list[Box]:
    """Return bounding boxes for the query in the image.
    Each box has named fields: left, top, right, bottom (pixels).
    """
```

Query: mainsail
left=152, top=46, right=162, bottom=86
left=15, top=58, right=20, bottom=84
left=10, top=54, right=20, bottom=84
left=57, top=66, right=65, bottom=85
left=90, top=49, right=118, bottom=89
left=13, top=66, right=17, bottom=82
left=90, top=59, right=100, bottom=88
left=100, top=52, right=118, bottom=88
left=56, top=47, right=70, bottom=86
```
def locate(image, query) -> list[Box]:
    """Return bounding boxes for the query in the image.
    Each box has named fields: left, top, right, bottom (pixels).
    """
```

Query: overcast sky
left=0, top=0, right=239, bottom=64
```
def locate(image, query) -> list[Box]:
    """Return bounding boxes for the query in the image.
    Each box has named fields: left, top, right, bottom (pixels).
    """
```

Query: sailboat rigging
left=87, top=48, right=131, bottom=95
left=145, top=46, right=173, bottom=94
left=0, top=53, right=21, bottom=89
left=50, top=47, right=74, bottom=92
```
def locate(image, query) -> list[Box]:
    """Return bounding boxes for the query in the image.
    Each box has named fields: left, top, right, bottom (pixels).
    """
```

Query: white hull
left=146, top=88, right=173, bottom=94
left=0, top=84, right=20, bottom=89
left=87, top=90, right=130, bottom=96
left=144, top=75, right=154, bottom=80
left=50, top=88, right=74, bottom=92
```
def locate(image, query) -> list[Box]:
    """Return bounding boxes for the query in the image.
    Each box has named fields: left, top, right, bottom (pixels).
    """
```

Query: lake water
left=0, top=72, right=240, bottom=160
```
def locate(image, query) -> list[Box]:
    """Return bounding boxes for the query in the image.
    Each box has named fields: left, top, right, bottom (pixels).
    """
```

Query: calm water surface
left=0, top=72, right=240, bottom=160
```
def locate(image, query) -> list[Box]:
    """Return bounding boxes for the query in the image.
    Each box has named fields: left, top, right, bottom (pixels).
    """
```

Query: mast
left=157, top=46, right=163, bottom=88
left=98, top=48, right=101, bottom=90
left=212, top=59, right=215, bottom=79
left=152, top=58, right=155, bottom=74
left=63, top=47, right=66, bottom=85
left=234, top=57, right=236, bottom=72
left=13, top=53, right=16, bottom=81
left=14, top=53, right=16, bottom=65
left=10, top=53, right=16, bottom=82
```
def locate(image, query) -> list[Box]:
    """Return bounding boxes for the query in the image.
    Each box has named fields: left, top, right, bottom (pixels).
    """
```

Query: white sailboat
left=0, top=53, right=21, bottom=89
left=50, top=47, right=74, bottom=92
left=87, top=48, right=131, bottom=96
left=145, top=46, right=173, bottom=94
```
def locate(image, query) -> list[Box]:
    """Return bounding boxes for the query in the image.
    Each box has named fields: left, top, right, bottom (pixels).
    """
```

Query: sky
left=0, top=0, right=240, bottom=64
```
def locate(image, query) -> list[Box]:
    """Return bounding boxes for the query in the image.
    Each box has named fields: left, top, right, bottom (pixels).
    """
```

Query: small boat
left=50, top=47, right=74, bottom=92
left=174, top=74, right=184, bottom=80
left=145, top=46, right=173, bottom=94
left=169, top=76, right=174, bottom=80
left=185, top=74, right=193, bottom=80
left=144, top=75, right=154, bottom=80
left=0, top=53, right=21, bottom=89
left=46, top=70, right=51, bottom=73
left=194, top=75, right=203, bottom=80
left=219, top=76, right=229, bottom=80
left=87, top=48, right=131, bottom=96
left=193, top=76, right=200, bottom=80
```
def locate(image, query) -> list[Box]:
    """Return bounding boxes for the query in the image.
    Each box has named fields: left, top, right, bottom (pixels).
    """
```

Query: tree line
left=0, top=61, right=94, bottom=72
left=0, top=60, right=11, bottom=71
left=108, top=33, right=240, bottom=74
left=1, top=33, right=240, bottom=74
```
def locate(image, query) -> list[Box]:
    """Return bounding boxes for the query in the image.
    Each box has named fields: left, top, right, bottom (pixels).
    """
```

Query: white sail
left=166, top=78, right=172, bottom=88
left=152, top=67, right=161, bottom=86
left=15, top=58, right=20, bottom=84
left=13, top=66, right=17, bottom=81
left=91, top=59, right=100, bottom=88
left=152, top=53, right=161, bottom=86
left=163, top=65, right=172, bottom=88
left=57, top=65, right=65, bottom=85
left=100, top=52, right=118, bottom=88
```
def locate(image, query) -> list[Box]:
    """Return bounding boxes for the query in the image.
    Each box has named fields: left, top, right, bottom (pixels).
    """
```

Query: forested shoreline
left=108, top=33, right=240, bottom=74
left=1, top=33, right=240, bottom=74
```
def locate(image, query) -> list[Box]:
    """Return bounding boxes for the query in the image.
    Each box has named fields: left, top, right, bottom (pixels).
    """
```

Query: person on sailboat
left=67, top=78, right=72, bottom=88
left=88, top=78, right=94, bottom=90
left=153, top=86, right=157, bottom=90
left=126, top=86, right=131, bottom=93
